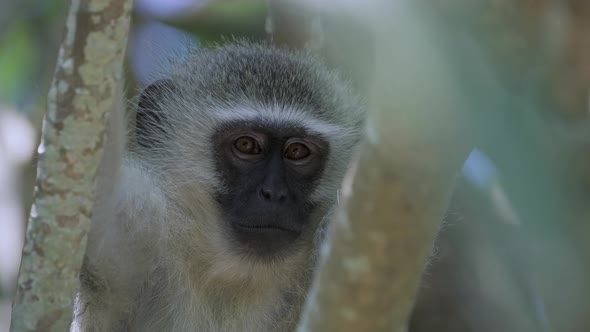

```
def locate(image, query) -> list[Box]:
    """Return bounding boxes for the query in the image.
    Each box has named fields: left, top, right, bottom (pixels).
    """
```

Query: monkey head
left=133, top=42, right=364, bottom=269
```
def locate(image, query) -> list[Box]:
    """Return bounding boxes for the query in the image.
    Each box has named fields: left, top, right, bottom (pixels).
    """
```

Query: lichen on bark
left=10, top=1, right=134, bottom=331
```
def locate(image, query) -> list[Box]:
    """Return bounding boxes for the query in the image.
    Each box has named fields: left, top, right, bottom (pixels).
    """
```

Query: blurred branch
left=10, top=0, right=133, bottom=331
left=267, top=0, right=321, bottom=50
left=291, top=1, right=473, bottom=331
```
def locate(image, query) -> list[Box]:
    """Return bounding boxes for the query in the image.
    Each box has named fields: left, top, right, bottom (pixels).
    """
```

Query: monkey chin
left=204, top=223, right=310, bottom=285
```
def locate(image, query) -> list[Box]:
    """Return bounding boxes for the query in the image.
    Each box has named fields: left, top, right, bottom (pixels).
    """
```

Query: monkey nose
left=259, top=186, right=288, bottom=203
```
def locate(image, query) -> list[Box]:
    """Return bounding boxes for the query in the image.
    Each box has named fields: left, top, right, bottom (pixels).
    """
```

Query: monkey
left=71, top=41, right=365, bottom=332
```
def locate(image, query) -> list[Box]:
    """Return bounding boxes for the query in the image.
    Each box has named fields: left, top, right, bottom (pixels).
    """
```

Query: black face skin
left=212, top=120, right=329, bottom=259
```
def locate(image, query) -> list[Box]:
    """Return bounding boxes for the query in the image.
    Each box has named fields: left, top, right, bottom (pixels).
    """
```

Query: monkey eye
left=284, top=142, right=311, bottom=160
left=234, top=136, right=262, bottom=155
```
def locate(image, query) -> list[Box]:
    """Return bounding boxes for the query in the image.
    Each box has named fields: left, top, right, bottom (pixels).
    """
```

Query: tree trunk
left=10, top=1, right=133, bottom=331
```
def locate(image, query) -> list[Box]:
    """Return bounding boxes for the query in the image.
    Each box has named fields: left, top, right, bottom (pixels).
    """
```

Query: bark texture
left=10, top=1, right=133, bottom=331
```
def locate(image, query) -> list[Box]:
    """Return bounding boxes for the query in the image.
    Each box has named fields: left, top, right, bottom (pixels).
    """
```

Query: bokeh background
left=1, top=1, right=590, bottom=331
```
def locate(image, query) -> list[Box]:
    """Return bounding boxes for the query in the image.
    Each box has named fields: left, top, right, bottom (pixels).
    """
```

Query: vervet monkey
left=72, top=42, right=365, bottom=332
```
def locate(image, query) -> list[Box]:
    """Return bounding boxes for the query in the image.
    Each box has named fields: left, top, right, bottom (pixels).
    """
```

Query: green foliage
left=168, top=0, right=267, bottom=45
left=0, top=22, right=37, bottom=104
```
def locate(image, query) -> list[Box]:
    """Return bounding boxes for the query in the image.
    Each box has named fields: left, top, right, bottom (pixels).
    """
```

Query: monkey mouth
left=229, top=220, right=303, bottom=257
left=234, top=223, right=299, bottom=233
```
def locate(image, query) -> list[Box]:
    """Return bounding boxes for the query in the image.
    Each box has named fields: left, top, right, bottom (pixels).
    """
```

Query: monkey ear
left=136, top=79, right=175, bottom=149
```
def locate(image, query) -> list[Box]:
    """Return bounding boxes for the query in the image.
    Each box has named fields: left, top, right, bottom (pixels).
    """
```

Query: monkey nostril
left=261, top=187, right=273, bottom=200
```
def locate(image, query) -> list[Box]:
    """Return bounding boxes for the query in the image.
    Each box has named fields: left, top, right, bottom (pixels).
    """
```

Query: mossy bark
left=10, top=1, right=133, bottom=331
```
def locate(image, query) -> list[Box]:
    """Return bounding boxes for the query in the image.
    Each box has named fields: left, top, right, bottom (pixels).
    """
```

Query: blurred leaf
left=166, top=0, right=268, bottom=44
left=0, top=22, right=37, bottom=104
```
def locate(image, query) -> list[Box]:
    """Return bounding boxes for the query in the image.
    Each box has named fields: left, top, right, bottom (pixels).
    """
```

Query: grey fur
left=72, top=42, right=365, bottom=332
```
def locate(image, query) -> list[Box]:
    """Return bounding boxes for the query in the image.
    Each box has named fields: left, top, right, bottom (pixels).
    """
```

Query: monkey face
left=131, top=43, right=365, bottom=267
left=212, top=121, right=330, bottom=259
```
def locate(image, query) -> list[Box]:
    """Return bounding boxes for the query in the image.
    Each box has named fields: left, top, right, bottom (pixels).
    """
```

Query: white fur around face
left=74, top=42, right=365, bottom=332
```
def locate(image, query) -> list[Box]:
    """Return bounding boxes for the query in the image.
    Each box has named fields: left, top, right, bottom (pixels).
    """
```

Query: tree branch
left=296, top=1, right=473, bottom=331
left=10, top=1, right=133, bottom=331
